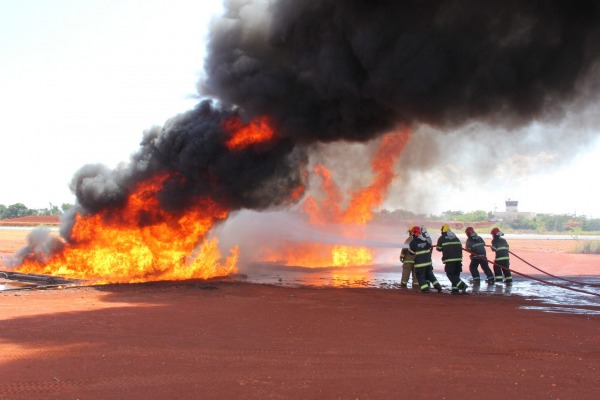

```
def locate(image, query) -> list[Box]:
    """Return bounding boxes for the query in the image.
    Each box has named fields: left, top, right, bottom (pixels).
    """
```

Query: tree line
left=2, top=203, right=599, bottom=233
left=373, top=209, right=600, bottom=232
left=0, top=203, right=73, bottom=220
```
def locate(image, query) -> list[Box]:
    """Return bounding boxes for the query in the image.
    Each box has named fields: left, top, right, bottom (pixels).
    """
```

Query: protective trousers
left=415, top=265, right=441, bottom=292
left=469, top=258, right=494, bottom=281
left=444, top=261, right=467, bottom=293
left=493, top=259, right=512, bottom=283
left=401, top=262, right=418, bottom=287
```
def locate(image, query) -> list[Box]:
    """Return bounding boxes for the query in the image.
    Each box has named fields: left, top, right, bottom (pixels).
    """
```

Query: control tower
left=505, top=200, right=518, bottom=212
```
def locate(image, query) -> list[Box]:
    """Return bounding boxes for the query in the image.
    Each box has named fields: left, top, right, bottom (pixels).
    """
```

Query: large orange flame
left=267, top=128, right=411, bottom=268
left=260, top=242, right=372, bottom=268
left=342, top=128, right=411, bottom=224
left=17, top=174, right=238, bottom=284
left=303, top=128, right=410, bottom=225
left=301, top=165, right=342, bottom=225
left=223, top=115, right=276, bottom=150
left=15, top=125, right=410, bottom=282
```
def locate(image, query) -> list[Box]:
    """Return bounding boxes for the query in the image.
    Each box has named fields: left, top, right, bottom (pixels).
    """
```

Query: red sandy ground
left=0, top=230, right=599, bottom=399
left=0, top=216, right=60, bottom=227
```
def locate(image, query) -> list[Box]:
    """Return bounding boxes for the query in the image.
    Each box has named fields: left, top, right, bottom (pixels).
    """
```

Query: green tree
left=534, top=214, right=571, bottom=232
left=505, top=216, right=537, bottom=230
left=582, top=218, right=600, bottom=231
left=461, top=210, right=488, bottom=223
left=2, top=203, right=34, bottom=219
left=439, top=210, right=464, bottom=221
left=36, top=203, right=63, bottom=216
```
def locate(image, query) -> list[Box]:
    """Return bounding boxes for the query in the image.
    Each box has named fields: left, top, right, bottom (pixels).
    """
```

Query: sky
left=0, top=0, right=222, bottom=208
left=1, top=0, right=600, bottom=218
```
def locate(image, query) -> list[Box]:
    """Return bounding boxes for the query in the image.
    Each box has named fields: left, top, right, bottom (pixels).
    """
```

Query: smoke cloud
left=203, top=0, right=600, bottom=140
left=65, top=0, right=600, bottom=234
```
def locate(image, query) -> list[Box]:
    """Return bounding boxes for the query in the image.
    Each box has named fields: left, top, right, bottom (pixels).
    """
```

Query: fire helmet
left=490, top=227, right=501, bottom=236
left=411, top=226, right=422, bottom=236
left=465, top=226, right=475, bottom=235
left=441, top=223, right=450, bottom=233
left=407, top=225, right=414, bottom=234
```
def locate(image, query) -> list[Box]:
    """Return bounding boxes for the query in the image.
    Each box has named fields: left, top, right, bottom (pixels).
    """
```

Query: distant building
left=505, top=200, right=518, bottom=212
left=492, top=199, right=535, bottom=220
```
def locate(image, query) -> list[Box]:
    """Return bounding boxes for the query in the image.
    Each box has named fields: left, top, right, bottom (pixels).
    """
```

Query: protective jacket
left=466, top=234, right=486, bottom=259
left=400, top=236, right=416, bottom=264
left=491, top=235, right=510, bottom=261
left=436, top=231, right=462, bottom=263
left=409, top=235, right=433, bottom=268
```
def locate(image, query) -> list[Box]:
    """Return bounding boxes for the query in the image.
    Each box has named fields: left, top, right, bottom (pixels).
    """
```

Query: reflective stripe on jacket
left=466, top=235, right=487, bottom=259
left=491, top=236, right=510, bottom=261
left=409, top=236, right=432, bottom=268
left=436, top=231, right=462, bottom=264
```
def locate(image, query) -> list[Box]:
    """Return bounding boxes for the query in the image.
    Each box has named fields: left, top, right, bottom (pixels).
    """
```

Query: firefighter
left=465, top=226, right=495, bottom=285
left=399, top=226, right=419, bottom=288
left=490, top=227, right=512, bottom=284
left=409, top=226, right=442, bottom=293
left=436, top=224, right=468, bottom=294
left=420, top=225, right=433, bottom=246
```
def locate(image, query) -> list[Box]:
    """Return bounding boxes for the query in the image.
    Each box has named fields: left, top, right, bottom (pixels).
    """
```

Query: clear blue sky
left=1, top=0, right=599, bottom=217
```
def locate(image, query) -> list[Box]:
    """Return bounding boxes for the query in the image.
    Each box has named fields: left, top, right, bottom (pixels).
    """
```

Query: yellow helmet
left=441, top=223, right=450, bottom=233
left=407, top=225, right=414, bottom=234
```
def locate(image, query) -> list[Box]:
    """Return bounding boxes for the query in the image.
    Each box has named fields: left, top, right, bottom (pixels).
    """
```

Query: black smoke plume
left=65, top=0, right=600, bottom=236
left=204, top=0, right=600, bottom=140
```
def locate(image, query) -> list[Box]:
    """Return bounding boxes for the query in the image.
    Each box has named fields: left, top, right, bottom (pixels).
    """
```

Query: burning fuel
left=16, top=173, right=239, bottom=283
left=12, top=0, right=600, bottom=284
left=224, top=115, right=276, bottom=151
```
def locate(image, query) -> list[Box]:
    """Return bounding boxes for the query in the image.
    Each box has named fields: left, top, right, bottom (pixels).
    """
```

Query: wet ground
left=240, top=262, right=600, bottom=316
left=3, top=263, right=600, bottom=316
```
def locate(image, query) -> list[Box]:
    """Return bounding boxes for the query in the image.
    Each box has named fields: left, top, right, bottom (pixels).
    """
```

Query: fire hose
left=504, top=247, right=600, bottom=288
left=461, top=247, right=600, bottom=297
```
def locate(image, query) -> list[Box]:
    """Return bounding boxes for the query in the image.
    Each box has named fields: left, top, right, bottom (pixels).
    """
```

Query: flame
left=342, top=128, right=410, bottom=224
left=17, top=174, right=238, bottom=284
left=332, top=245, right=372, bottom=266
left=301, top=165, right=342, bottom=225
left=272, top=128, right=411, bottom=268
left=15, top=123, right=410, bottom=282
left=261, top=242, right=372, bottom=268
left=303, top=128, right=411, bottom=225
left=223, top=115, right=276, bottom=150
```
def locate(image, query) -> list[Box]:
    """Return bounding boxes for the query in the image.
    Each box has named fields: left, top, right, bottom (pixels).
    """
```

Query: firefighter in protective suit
left=436, top=224, right=468, bottom=294
left=409, top=226, right=442, bottom=293
left=465, top=226, right=495, bottom=284
left=420, top=225, right=433, bottom=245
left=490, top=227, right=512, bottom=284
left=399, top=226, right=419, bottom=288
